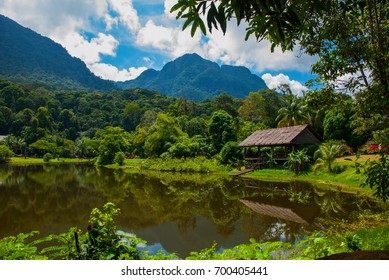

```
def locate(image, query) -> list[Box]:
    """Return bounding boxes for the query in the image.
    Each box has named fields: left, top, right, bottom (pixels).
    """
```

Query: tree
left=122, top=102, right=142, bottom=132
left=276, top=97, right=307, bottom=127
left=238, top=92, right=265, bottom=123
left=214, top=93, right=238, bottom=117
left=75, top=137, right=99, bottom=158
left=208, top=110, right=236, bottom=153
left=97, top=127, right=131, bottom=165
left=171, top=0, right=330, bottom=51
left=219, top=141, right=243, bottom=165
left=28, top=139, right=57, bottom=157
left=313, top=143, right=343, bottom=173
left=143, top=113, right=186, bottom=157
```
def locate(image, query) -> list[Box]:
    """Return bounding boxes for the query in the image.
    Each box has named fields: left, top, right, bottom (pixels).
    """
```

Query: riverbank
left=243, top=154, right=379, bottom=195
left=8, top=154, right=378, bottom=196
left=9, top=157, right=92, bottom=164
left=105, top=154, right=378, bottom=196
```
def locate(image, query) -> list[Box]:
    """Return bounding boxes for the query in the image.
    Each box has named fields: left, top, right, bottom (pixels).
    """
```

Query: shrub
left=361, top=152, right=389, bottom=202
left=0, top=145, right=13, bottom=163
left=219, top=141, right=243, bottom=165
left=43, top=153, right=53, bottom=162
left=114, top=151, right=126, bottom=166
left=285, top=149, right=311, bottom=175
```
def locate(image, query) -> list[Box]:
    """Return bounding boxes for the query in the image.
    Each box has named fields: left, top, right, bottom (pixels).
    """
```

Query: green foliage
left=114, top=151, right=126, bottom=166
left=290, top=232, right=341, bottom=260
left=345, top=233, right=363, bottom=252
left=140, top=156, right=227, bottom=173
left=186, top=239, right=290, bottom=260
left=167, top=135, right=208, bottom=158
left=28, top=139, right=57, bottom=157
left=361, top=152, right=389, bottom=202
left=44, top=203, right=144, bottom=260
left=276, top=97, right=307, bottom=127
left=97, top=127, right=130, bottom=165
left=313, top=143, right=343, bottom=173
left=208, top=110, right=236, bottom=153
left=0, top=144, right=13, bottom=163
left=171, top=0, right=328, bottom=51
left=43, top=152, right=53, bottom=162
left=143, top=113, right=186, bottom=157
left=285, top=149, right=311, bottom=175
left=219, top=141, right=243, bottom=165
left=0, top=231, right=47, bottom=260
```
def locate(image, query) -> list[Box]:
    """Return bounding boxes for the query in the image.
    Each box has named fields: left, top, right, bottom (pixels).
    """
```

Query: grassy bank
left=9, top=157, right=92, bottom=165
left=106, top=156, right=230, bottom=173
left=106, top=154, right=376, bottom=192
left=243, top=154, right=379, bottom=195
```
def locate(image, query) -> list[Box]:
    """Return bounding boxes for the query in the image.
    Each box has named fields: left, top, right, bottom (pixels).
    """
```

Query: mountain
left=0, top=14, right=115, bottom=91
left=118, top=53, right=268, bottom=101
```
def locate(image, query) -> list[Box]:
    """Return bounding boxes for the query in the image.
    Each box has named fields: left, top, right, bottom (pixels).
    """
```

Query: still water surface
left=0, top=163, right=387, bottom=257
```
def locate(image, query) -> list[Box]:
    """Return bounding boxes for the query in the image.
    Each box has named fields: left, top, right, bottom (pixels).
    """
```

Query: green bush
left=43, top=153, right=53, bottom=162
left=285, top=149, right=311, bottom=175
left=219, top=141, right=243, bottom=165
left=114, top=151, right=126, bottom=166
left=0, top=145, right=13, bottom=163
left=361, top=152, right=389, bottom=202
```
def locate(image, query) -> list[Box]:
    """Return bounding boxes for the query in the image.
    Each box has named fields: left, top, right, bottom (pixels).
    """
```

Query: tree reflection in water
left=0, top=164, right=387, bottom=257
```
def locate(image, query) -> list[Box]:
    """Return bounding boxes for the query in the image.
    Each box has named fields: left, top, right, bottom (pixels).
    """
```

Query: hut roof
left=240, top=199, right=318, bottom=224
left=238, top=124, right=321, bottom=147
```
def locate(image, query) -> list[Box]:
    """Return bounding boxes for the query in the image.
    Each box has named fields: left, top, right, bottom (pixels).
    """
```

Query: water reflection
left=0, top=164, right=387, bottom=257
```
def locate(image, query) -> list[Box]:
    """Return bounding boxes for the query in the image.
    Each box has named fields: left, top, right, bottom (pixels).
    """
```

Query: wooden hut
left=238, top=124, right=321, bottom=169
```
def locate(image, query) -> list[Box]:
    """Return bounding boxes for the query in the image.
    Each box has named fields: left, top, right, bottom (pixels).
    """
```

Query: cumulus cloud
left=62, top=33, right=119, bottom=64
left=90, top=63, right=147, bottom=81
left=136, top=20, right=203, bottom=58
left=164, top=0, right=178, bottom=19
left=261, top=73, right=308, bottom=96
left=107, top=0, right=141, bottom=33
left=0, top=0, right=107, bottom=40
left=202, top=22, right=315, bottom=74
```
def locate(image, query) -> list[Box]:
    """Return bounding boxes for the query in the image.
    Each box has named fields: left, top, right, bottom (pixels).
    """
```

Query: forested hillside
left=118, top=53, right=268, bottom=101
left=0, top=15, right=115, bottom=91
left=0, top=77, right=371, bottom=165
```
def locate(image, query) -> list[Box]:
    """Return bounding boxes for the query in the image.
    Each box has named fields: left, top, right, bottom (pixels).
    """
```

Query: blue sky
left=0, top=0, right=317, bottom=94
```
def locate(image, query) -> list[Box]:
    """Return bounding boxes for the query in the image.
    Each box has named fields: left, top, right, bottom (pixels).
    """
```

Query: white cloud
left=62, top=32, right=119, bottom=65
left=104, top=14, right=119, bottom=31
left=164, top=0, right=178, bottom=19
left=135, top=20, right=203, bottom=58
left=106, top=0, right=141, bottom=33
left=89, top=63, right=147, bottom=81
left=202, top=22, right=316, bottom=74
left=0, top=0, right=108, bottom=40
left=261, top=73, right=308, bottom=96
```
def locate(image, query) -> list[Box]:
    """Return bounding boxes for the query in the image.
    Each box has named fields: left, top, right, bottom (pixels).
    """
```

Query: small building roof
left=240, top=199, right=319, bottom=224
left=239, top=124, right=321, bottom=147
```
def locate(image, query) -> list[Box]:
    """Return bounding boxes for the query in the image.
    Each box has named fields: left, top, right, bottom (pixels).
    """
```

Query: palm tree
left=276, top=98, right=307, bottom=127
left=313, top=143, right=343, bottom=173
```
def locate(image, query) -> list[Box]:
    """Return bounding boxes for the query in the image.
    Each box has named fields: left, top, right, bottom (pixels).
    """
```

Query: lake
left=0, top=163, right=387, bottom=257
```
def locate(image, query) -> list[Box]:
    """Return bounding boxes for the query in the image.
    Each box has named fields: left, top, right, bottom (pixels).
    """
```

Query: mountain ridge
left=118, top=53, right=268, bottom=101
left=0, top=14, right=115, bottom=91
